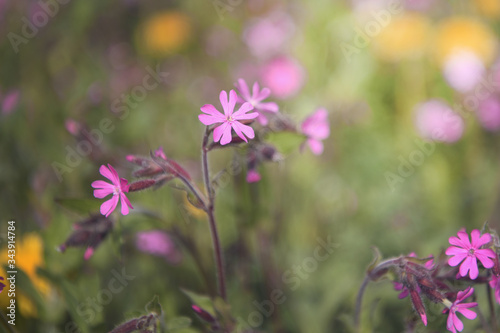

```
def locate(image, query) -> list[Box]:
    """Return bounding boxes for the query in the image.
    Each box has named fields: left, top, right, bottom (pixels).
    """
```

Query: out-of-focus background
left=2, top=0, right=500, bottom=332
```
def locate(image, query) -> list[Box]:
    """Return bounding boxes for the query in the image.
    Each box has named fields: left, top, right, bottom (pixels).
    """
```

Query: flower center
left=113, top=186, right=121, bottom=196
left=468, top=248, right=475, bottom=256
left=226, top=115, right=234, bottom=123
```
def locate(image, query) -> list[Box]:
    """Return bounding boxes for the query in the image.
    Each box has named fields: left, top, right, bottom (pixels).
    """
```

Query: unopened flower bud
left=192, top=305, right=216, bottom=323
left=129, top=179, right=157, bottom=192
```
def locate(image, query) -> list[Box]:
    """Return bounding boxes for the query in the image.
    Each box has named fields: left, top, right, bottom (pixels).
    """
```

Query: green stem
left=202, top=126, right=227, bottom=301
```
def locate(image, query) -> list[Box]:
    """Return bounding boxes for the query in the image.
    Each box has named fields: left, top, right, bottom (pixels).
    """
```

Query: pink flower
left=261, top=56, right=305, bottom=99
left=1, top=90, right=20, bottom=115
left=444, top=287, right=478, bottom=333
left=91, top=164, right=133, bottom=217
left=477, top=97, right=500, bottom=131
left=301, top=108, right=330, bottom=155
left=489, top=275, right=500, bottom=305
left=414, top=100, right=464, bottom=143
left=243, top=11, right=295, bottom=59
left=443, top=51, right=485, bottom=93
left=445, top=229, right=495, bottom=279
left=235, top=79, right=279, bottom=126
left=136, top=230, right=181, bottom=263
left=154, top=146, right=167, bottom=159
left=199, top=90, right=258, bottom=145
left=246, top=169, right=261, bottom=183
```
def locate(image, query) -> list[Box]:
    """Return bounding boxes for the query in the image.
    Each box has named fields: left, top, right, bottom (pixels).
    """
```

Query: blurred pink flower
left=65, top=119, right=81, bottom=135
left=246, top=169, right=261, bottom=183
left=489, top=275, right=500, bottom=305
left=404, top=0, right=435, bottom=11
left=301, top=108, right=330, bottom=155
left=414, top=100, right=464, bottom=143
left=154, top=146, right=167, bottom=159
left=1, top=90, right=20, bottom=115
left=443, top=51, right=485, bottom=92
left=92, top=164, right=133, bottom=217
left=261, top=56, right=305, bottom=99
left=136, top=230, right=181, bottom=263
left=445, top=229, right=495, bottom=280
left=235, top=79, right=279, bottom=125
left=444, top=287, right=477, bottom=333
left=243, top=12, right=295, bottom=59
left=477, top=97, right=500, bottom=131
left=199, top=90, right=258, bottom=145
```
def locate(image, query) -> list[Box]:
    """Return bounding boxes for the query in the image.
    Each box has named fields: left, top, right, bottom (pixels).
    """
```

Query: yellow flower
left=475, top=0, right=500, bottom=18
left=373, top=13, right=431, bottom=62
left=141, top=11, right=192, bottom=56
left=433, top=17, right=497, bottom=66
left=0, top=233, right=51, bottom=317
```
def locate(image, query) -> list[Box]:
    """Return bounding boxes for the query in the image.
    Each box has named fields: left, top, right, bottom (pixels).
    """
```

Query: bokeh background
left=2, top=0, right=500, bottom=332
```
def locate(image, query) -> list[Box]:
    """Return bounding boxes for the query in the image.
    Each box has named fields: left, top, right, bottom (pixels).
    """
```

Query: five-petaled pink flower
left=199, top=90, right=258, bottom=145
left=445, top=229, right=495, bottom=279
left=444, top=287, right=477, bottom=333
left=301, top=108, right=330, bottom=155
left=235, top=79, right=279, bottom=126
left=92, top=164, right=133, bottom=217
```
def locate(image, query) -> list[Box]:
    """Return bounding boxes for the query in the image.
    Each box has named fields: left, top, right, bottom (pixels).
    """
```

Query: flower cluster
left=360, top=227, right=500, bottom=332
left=87, top=78, right=330, bottom=218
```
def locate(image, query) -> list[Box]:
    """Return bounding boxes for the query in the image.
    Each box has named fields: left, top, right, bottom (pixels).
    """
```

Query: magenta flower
left=91, top=164, right=133, bottom=217
left=199, top=90, right=258, bottom=145
left=489, top=275, right=500, bottom=304
left=136, top=230, right=181, bottom=263
left=301, top=108, right=330, bottom=155
left=444, top=287, right=477, bottom=333
left=246, top=169, right=261, bottom=183
left=445, top=229, right=495, bottom=279
left=0, top=276, right=5, bottom=294
left=261, top=56, right=305, bottom=99
left=235, top=79, right=279, bottom=126
left=154, top=146, right=167, bottom=160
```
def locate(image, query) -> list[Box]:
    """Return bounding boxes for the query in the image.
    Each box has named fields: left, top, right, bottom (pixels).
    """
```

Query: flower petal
left=307, top=138, right=324, bottom=155
left=107, top=164, right=121, bottom=186
left=120, top=193, right=133, bottom=215
left=220, top=124, right=234, bottom=145
left=232, top=122, right=255, bottom=140
left=213, top=123, right=229, bottom=143
left=100, top=196, right=118, bottom=217
left=94, top=188, right=113, bottom=199
left=199, top=114, right=224, bottom=126
left=257, top=102, right=279, bottom=113
left=235, top=79, right=251, bottom=100
left=91, top=180, right=113, bottom=189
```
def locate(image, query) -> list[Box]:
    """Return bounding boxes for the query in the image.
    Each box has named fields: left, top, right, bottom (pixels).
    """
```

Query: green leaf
left=265, top=131, right=305, bottom=155
left=180, top=289, right=216, bottom=318
left=145, top=295, right=163, bottom=317
left=55, top=198, right=101, bottom=215
left=166, top=316, right=192, bottom=331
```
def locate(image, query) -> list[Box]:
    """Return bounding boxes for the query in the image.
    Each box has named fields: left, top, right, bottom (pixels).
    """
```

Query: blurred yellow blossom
left=141, top=11, right=192, bottom=56
left=373, top=13, right=431, bottom=62
left=475, top=0, right=500, bottom=18
left=0, top=233, right=51, bottom=317
left=433, top=17, right=497, bottom=66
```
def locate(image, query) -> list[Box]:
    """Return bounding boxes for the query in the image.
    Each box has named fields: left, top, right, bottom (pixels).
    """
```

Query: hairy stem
left=487, top=282, right=498, bottom=332
left=354, top=276, right=370, bottom=332
left=202, top=126, right=227, bottom=301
